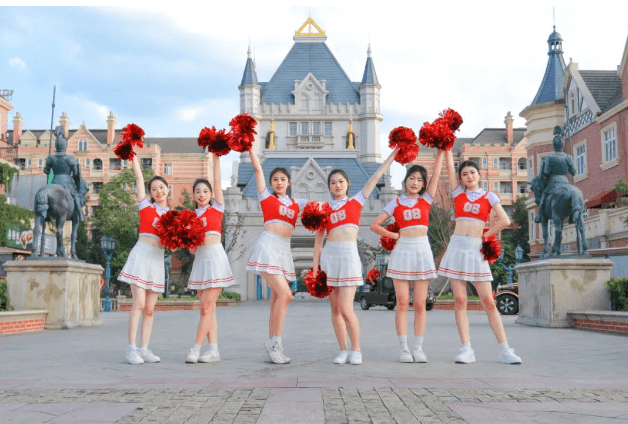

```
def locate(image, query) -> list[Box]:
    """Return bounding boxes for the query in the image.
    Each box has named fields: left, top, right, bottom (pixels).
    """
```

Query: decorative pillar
left=269, top=119, right=275, bottom=150
left=348, top=119, right=355, bottom=149
left=12, top=112, right=23, bottom=144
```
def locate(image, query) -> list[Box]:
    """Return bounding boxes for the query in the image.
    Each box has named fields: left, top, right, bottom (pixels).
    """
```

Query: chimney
left=12, top=112, right=23, bottom=144
left=106, top=111, right=116, bottom=145
left=505, top=111, right=514, bottom=144
left=59, top=111, right=70, bottom=138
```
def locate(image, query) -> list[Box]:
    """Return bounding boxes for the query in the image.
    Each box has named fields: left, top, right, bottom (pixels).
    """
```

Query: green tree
left=91, top=168, right=154, bottom=284
left=502, top=195, right=530, bottom=262
left=490, top=241, right=518, bottom=291
left=0, top=194, right=34, bottom=247
left=427, top=203, right=454, bottom=258
left=613, top=179, right=628, bottom=224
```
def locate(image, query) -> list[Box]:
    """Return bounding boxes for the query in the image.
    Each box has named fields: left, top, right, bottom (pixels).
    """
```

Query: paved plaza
left=1, top=299, right=628, bottom=423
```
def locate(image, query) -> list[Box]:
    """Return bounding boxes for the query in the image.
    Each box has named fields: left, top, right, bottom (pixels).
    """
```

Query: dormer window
left=78, top=140, right=88, bottom=151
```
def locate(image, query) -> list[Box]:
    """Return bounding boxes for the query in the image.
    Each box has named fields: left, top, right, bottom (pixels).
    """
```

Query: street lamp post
left=100, top=235, right=116, bottom=312
left=164, top=255, right=171, bottom=298
left=497, top=244, right=525, bottom=286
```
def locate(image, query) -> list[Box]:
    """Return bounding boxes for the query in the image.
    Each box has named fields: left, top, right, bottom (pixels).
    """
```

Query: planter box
left=569, top=310, right=628, bottom=336
left=432, top=300, right=483, bottom=311
left=118, top=298, right=239, bottom=312
left=0, top=310, right=48, bottom=335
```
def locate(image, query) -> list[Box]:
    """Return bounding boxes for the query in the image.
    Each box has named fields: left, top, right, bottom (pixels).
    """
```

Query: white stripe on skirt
left=438, top=234, right=493, bottom=282
left=118, top=240, right=166, bottom=293
left=321, top=240, right=363, bottom=287
left=246, top=231, right=296, bottom=281
left=188, top=244, right=234, bottom=290
left=386, top=236, right=438, bottom=280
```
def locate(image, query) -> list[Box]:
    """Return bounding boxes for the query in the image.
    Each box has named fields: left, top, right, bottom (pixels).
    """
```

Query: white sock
left=193, top=344, right=202, bottom=353
left=138, top=347, right=147, bottom=354
left=209, top=343, right=218, bottom=352
left=271, top=335, right=281, bottom=346
left=499, top=342, right=510, bottom=351
left=128, top=344, right=136, bottom=350
left=399, top=335, right=409, bottom=351
left=462, top=342, right=472, bottom=350
left=414, top=337, right=424, bottom=350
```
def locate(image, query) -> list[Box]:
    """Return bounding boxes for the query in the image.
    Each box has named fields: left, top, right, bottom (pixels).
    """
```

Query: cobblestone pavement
left=1, top=387, right=628, bottom=423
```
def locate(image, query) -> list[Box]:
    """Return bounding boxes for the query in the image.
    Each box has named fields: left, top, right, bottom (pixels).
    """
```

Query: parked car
left=354, top=255, right=436, bottom=311
left=495, top=283, right=519, bottom=315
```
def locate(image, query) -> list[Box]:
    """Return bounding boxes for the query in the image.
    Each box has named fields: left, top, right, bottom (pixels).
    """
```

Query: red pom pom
left=380, top=222, right=400, bottom=251
left=395, top=143, right=419, bottom=165
left=121, top=123, right=145, bottom=148
left=366, top=268, right=381, bottom=283
left=481, top=235, right=502, bottom=264
left=301, top=201, right=332, bottom=232
left=419, top=119, right=456, bottom=151
left=176, top=209, right=206, bottom=250
left=155, top=210, right=181, bottom=250
left=228, top=113, right=257, bottom=152
left=388, top=126, right=417, bottom=149
left=304, top=267, right=333, bottom=299
left=439, top=108, right=463, bottom=131
left=198, top=126, right=232, bottom=157
left=113, top=141, right=135, bottom=160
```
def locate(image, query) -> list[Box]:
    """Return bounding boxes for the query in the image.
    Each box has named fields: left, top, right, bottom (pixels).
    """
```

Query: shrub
left=0, top=279, right=11, bottom=311
left=606, top=276, right=628, bottom=311
left=219, top=291, right=241, bottom=301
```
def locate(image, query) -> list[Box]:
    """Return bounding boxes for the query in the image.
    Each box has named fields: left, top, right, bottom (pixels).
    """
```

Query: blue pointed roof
left=361, top=45, right=379, bottom=85
left=260, top=41, right=359, bottom=104
left=240, top=47, right=258, bottom=86
left=531, top=27, right=566, bottom=105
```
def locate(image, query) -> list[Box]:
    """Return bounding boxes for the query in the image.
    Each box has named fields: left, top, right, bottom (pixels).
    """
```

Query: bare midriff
left=453, top=220, right=485, bottom=238
left=201, top=234, right=222, bottom=246
left=399, top=227, right=428, bottom=238
left=264, top=222, right=294, bottom=239
left=138, top=235, right=165, bottom=249
left=328, top=226, right=358, bottom=242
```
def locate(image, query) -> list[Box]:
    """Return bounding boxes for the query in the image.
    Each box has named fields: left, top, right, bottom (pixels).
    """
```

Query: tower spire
left=530, top=25, right=566, bottom=105
left=361, top=44, right=378, bottom=85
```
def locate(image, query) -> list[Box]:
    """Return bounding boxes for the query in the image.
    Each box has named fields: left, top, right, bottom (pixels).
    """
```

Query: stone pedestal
left=515, top=258, right=613, bottom=328
left=4, top=260, right=104, bottom=329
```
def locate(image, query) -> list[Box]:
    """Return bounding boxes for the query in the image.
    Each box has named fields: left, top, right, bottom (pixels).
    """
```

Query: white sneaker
left=276, top=341, right=291, bottom=363
left=125, top=347, right=144, bottom=365
left=199, top=349, right=221, bottom=363
left=455, top=347, right=476, bottom=364
left=399, top=349, right=414, bottom=363
left=139, top=349, right=160, bottom=363
left=186, top=348, right=200, bottom=363
left=413, top=347, right=428, bottom=363
left=499, top=347, right=522, bottom=364
left=334, top=350, right=350, bottom=364
left=349, top=350, right=362, bottom=365
left=264, top=339, right=288, bottom=364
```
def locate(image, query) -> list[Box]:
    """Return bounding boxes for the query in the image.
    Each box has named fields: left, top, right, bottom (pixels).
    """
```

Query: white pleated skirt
left=118, top=240, right=166, bottom=293
left=438, top=235, right=493, bottom=282
left=246, top=231, right=296, bottom=281
left=320, top=240, right=363, bottom=287
left=188, top=244, right=234, bottom=290
left=386, top=236, right=438, bottom=281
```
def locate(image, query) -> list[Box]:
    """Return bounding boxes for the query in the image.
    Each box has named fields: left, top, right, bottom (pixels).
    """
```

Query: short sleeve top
left=258, top=188, right=308, bottom=229
left=196, top=202, right=224, bottom=236
left=383, top=193, right=432, bottom=230
left=138, top=197, right=170, bottom=239
left=452, top=185, right=500, bottom=224
left=324, top=191, right=367, bottom=233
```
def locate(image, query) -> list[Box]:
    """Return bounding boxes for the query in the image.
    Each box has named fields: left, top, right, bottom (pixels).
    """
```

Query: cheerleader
left=438, top=150, right=522, bottom=364
left=118, top=155, right=169, bottom=365
left=312, top=148, right=398, bottom=365
left=185, top=155, right=234, bottom=363
left=245, top=144, right=309, bottom=364
left=370, top=149, right=444, bottom=363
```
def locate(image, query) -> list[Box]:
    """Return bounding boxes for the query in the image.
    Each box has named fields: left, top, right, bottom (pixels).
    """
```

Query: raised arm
left=212, top=154, right=224, bottom=204
left=132, top=156, right=146, bottom=201
left=362, top=148, right=399, bottom=198
left=312, top=230, right=325, bottom=276
left=370, top=212, right=399, bottom=239
left=248, top=148, right=266, bottom=193
left=445, top=150, right=458, bottom=190
left=483, top=203, right=511, bottom=239
left=426, top=150, right=445, bottom=198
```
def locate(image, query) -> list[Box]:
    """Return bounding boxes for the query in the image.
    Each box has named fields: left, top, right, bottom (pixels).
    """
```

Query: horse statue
left=30, top=178, right=89, bottom=259
left=29, top=125, right=89, bottom=260
left=530, top=126, right=588, bottom=258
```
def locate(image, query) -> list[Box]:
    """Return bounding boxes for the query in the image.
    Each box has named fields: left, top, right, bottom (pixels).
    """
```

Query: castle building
left=224, top=18, right=397, bottom=300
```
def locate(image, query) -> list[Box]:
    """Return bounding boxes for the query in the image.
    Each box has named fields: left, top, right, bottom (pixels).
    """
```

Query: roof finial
left=367, top=43, right=372, bottom=58
left=553, top=6, right=555, bottom=29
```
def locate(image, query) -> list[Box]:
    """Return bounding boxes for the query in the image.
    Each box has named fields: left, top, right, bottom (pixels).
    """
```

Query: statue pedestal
left=4, top=260, right=104, bottom=329
left=515, top=258, right=613, bottom=328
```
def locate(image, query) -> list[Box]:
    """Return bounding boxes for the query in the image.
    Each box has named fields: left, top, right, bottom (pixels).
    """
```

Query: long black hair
left=148, top=175, right=169, bottom=203
left=269, top=167, right=291, bottom=197
left=403, top=164, right=428, bottom=196
left=457, top=160, right=480, bottom=180
left=192, top=178, right=213, bottom=209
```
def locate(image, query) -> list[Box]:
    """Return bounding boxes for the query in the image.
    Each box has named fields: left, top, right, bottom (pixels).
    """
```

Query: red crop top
left=138, top=197, right=169, bottom=240
left=453, top=189, right=495, bottom=224
left=258, top=188, right=308, bottom=229
left=196, top=202, right=224, bottom=236
left=391, top=197, right=431, bottom=230
left=324, top=196, right=365, bottom=233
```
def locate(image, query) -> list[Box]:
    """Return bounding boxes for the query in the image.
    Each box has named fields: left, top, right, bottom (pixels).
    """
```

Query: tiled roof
left=240, top=57, right=259, bottom=86
left=144, top=138, right=206, bottom=154
left=580, top=70, right=622, bottom=113
left=470, top=128, right=526, bottom=145
left=531, top=51, right=566, bottom=105
left=361, top=57, right=379, bottom=85
left=237, top=158, right=383, bottom=198
left=260, top=42, right=360, bottom=104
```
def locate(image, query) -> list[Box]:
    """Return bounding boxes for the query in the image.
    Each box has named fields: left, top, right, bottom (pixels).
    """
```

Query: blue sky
left=2, top=5, right=628, bottom=187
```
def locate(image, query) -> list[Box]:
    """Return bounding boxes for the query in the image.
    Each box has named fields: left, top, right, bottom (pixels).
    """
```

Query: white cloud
left=173, top=98, right=239, bottom=127
left=8, top=57, right=26, bottom=71
left=83, top=100, right=109, bottom=122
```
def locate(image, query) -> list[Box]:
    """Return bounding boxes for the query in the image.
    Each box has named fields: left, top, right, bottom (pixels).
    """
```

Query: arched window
left=300, top=94, right=309, bottom=111
left=93, top=158, right=103, bottom=171
left=570, top=91, right=576, bottom=116
left=518, top=158, right=527, bottom=170
left=312, top=93, right=322, bottom=111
